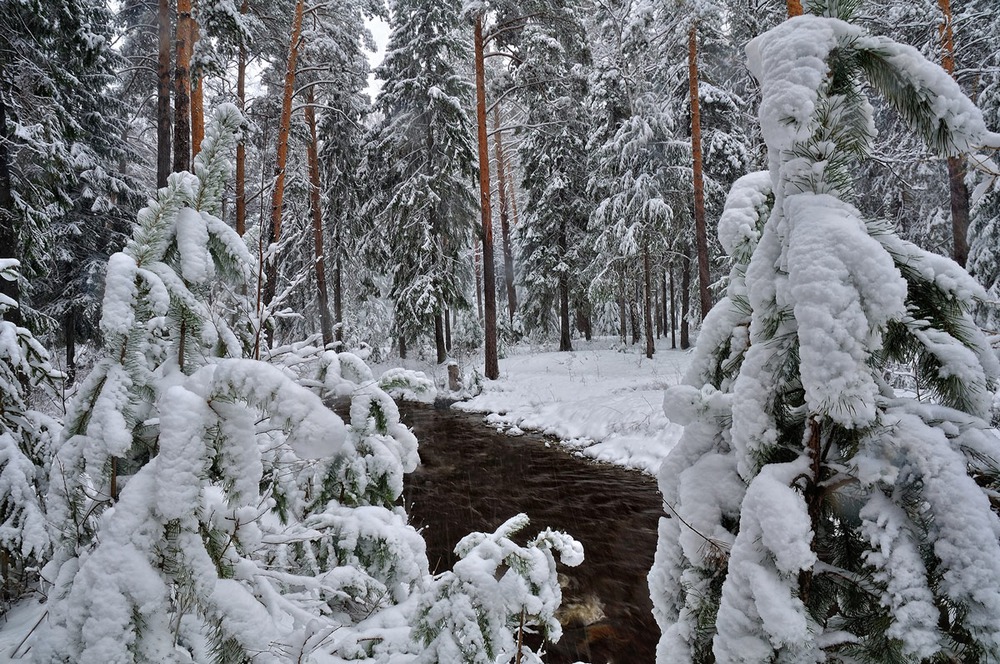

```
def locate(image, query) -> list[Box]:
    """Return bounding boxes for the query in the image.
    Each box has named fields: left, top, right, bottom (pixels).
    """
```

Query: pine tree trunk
left=559, top=221, right=571, bottom=352
left=938, top=0, right=971, bottom=267
left=680, top=250, right=691, bottom=350
left=235, top=0, right=247, bottom=236
left=474, top=15, right=499, bottom=379
left=669, top=263, right=676, bottom=349
left=173, top=0, right=193, bottom=174
left=619, top=272, right=627, bottom=344
left=190, top=16, right=204, bottom=159
left=492, top=105, right=517, bottom=324
left=435, top=314, right=446, bottom=364
left=689, top=24, right=712, bottom=320
left=399, top=335, right=407, bottom=360
left=787, top=0, right=803, bottom=17
left=0, top=96, right=19, bottom=327
left=474, top=238, right=483, bottom=322
left=445, top=308, right=452, bottom=352
left=654, top=265, right=662, bottom=339
left=305, top=89, right=333, bottom=347
left=644, top=244, right=654, bottom=359
left=157, top=0, right=172, bottom=187
left=507, top=152, right=522, bottom=229
left=334, top=253, right=343, bottom=346
left=261, top=0, right=306, bottom=339
left=631, top=284, right=640, bottom=345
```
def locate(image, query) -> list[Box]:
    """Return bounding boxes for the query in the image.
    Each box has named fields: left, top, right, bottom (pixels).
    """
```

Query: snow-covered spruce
left=651, top=10, right=1000, bottom=663
left=0, top=260, right=61, bottom=594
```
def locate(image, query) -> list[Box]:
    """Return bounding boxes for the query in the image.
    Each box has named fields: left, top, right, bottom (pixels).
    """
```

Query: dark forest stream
left=399, top=402, right=663, bottom=664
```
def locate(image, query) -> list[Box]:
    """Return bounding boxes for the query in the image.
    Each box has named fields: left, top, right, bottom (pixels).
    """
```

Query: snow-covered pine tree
left=512, top=8, right=592, bottom=352
left=367, top=0, right=477, bottom=363
left=650, top=6, right=1000, bottom=662
left=0, top=260, right=61, bottom=597
left=586, top=0, right=681, bottom=357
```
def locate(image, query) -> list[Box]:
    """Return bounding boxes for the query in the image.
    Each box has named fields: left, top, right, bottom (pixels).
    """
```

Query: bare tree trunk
left=235, top=0, right=247, bottom=236
left=559, top=221, right=571, bottom=352
left=474, top=238, right=483, bottom=322
left=644, top=244, right=654, bottom=359
left=507, top=152, right=522, bottom=229
left=190, top=15, right=204, bottom=159
left=334, top=254, right=343, bottom=346
left=474, top=15, right=499, bottom=379
left=173, top=0, right=193, bottom=174
left=435, top=314, right=446, bottom=363
left=654, top=265, right=662, bottom=339
left=619, top=271, right=627, bottom=344
left=787, top=0, right=803, bottom=17
left=157, top=0, right=172, bottom=187
left=631, top=283, right=640, bottom=345
left=445, top=308, right=452, bottom=352
left=305, top=89, right=333, bottom=347
left=399, top=335, right=407, bottom=360
left=669, top=263, right=676, bottom=349
left=681, top=250, right=691, bottom=350
left=492, top=105, right=517, bottom=323
left=261, top=0, right=306, bottom=343
left=938, top=0, right=971, bottom=267
left=689, top=24, right=712, bottom=320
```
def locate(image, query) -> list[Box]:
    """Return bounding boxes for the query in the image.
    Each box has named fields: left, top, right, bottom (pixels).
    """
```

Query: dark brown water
left=400, top=402, right=663, bottom=664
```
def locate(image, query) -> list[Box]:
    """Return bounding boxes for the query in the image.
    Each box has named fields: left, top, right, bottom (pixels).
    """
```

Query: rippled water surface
left=400, top=402, right=663, bottom=663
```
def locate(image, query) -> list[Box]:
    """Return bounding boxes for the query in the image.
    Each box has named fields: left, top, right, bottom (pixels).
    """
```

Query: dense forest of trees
left=2, top=0, right=998, bottom=367
left=2, top=0, right=1000, bottom=661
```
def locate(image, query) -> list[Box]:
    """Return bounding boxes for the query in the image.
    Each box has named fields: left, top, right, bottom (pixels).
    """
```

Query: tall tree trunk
left=434, top=314, right=446, bottom=364
left=399, top=335, right=407, bottom=360
left=0, top=96, right=18, bottom=327
left=474, top=238, right=483, bottom=322
left=261, top=0, right=306, bottom=343
left=938, top=0, right=971, bottom=267
left=631, top=282, right=640, bottom=345
left=644, top=244, right=654, bottom=359
left=305, top=89, right=333, bottom=347
left=190, top=15, right=204, bottom=159
left=619, top=272, right=627, bottom=344
left=559, top=221, right=571, bottom=352
left=157, top=0, right=172, bottom=187
left=787, top=0, right=803, bottom=17
left=334, top=253, right=343, bottom=346
left=445, top=308, right=452, bottom=352
left=173, top=0, right=193, bottom=173
left=474, top=16, right=499, bottom=379
left=689, top=24, right=712, bottom=320
left=669, top=263, right=676, bottom=349
left=492, top=105, right=517, bottom=324
left=654, top=265, right=662, bottom=339
left=681, top=249, right=691, bottom=350
left=235, top=0, right=248, bottom=236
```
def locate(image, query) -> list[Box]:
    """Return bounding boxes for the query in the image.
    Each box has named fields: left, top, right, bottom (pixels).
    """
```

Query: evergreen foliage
left=651, top=9, right=1000, bottom=662
left=367, top=0, right=478, bottom=352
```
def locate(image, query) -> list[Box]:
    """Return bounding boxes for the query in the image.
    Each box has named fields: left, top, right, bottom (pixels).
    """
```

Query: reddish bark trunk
left=474, top=16, right=499, bottom=379
left=173, top=0, right=193, bottom=174
left=261, top=0, right=306, bottom=343
left=305, top=89, right=334, bottom=347
left=689, top=24, right=712, bottom=320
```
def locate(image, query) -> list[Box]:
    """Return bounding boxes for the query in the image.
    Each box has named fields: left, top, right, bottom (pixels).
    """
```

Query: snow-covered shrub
left=651, top=9, right=1000, bottom=663
left=411, top=514, right=583, bottom=664
left=0, top=259, right=61, bottom=595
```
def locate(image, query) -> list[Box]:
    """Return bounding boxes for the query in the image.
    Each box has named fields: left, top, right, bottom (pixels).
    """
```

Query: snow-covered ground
left=450, top=339, right=691, bottom=475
